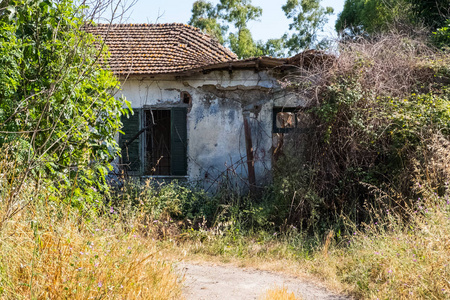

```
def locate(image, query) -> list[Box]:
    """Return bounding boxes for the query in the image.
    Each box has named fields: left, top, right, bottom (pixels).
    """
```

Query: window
left=273, top=107, right=301, bottom=133
left=181, top=91, right=191, bottom=105
left=273, top=107, right=311, bottom=133
left=145, top=110, right=171, bottom=175
left=119, top=107, right=187, bottom=176
left=272, top=107, right=311, bottom=161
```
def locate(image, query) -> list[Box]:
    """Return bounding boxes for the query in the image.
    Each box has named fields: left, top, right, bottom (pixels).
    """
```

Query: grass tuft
left=260, top=286, right=302, bottom=300
left=0, top=187, right=182, bottom=299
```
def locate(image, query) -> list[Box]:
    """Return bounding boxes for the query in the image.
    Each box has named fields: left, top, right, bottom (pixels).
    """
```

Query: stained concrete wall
left=115, top=69, right=306, bottom=191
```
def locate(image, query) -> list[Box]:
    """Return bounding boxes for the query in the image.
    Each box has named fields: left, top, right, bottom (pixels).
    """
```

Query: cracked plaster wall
left=115, top=69, right=307, bottom=190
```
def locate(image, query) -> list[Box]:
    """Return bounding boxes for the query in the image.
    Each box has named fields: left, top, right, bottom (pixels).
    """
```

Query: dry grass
left=160, top=188, right=450, bottom=299
left=324, top=195, right=450, bottom=299
left=260, top=286, right=302, bottom=300
left=0, top=187, right=182, bottom=299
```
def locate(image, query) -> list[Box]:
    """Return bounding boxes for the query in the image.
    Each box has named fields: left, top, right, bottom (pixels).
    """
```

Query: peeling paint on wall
left=115, top=69, right=308, bottom=192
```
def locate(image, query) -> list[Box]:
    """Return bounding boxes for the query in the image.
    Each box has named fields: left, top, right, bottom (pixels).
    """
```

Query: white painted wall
left=115, top=69, right=306, bottom=190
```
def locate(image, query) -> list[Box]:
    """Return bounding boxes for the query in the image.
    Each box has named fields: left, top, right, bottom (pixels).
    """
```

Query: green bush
left=433, top=19, right=450, bottom=48
left=111, top=179, right=217, bottom=223
left=271, top=34, right=450, bottom=233
left=0, top=0, right=128, bottom=214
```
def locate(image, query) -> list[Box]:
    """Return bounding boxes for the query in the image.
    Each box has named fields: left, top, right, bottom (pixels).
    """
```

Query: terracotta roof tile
left=85, top=23, right=237, bottom=75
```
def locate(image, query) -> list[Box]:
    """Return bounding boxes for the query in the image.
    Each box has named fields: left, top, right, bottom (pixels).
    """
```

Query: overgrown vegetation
left=0, top=153, right=182, bottom=299
left=0, top=1, right=181, bottom=298
left=333, top=190, right=450, bottom=299
left=0, top=0, right=128, bottom=223
left=270, top=34, right=450, bottom=232
left=1, top=0, right=449, bottom=299
left=162, top=182, right=449, bottom=299
left=123, top=34, right=450, bottom=237
left=103, top=33, right=450, bottom=299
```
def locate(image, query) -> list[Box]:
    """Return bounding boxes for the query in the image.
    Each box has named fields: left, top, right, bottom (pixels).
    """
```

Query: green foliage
left=188, top=0, right=262, bottom=58
left=408, top=0, right=450, bottom=30
left=112, top=178, right=286, bottom=235
left=113, top=180, right=217, bottom=223
left=272, top=146, right=328, bottom=232
left=0, top=0, right=127, bottom=200
left=433, top=19, right=450, bottom=48
left=336, top=0, right=410, bottom=36
left=228, top=28, right=259, bottom=58
left=217, top=0, right=262, bottom=30
left=189, top=0, right=334, bottom=58
left=188, top=0, right=226, bottom=44
left=272, top=35, right=450, bottom=232
left=282, top=0, right=334, bottom=54
left=255, top=38, right=286, bottom=57
left=336, top=0, right=450, bottom=48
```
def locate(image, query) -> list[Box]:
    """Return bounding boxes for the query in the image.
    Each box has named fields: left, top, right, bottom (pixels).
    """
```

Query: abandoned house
left=88, top=23, right=319, bottom=191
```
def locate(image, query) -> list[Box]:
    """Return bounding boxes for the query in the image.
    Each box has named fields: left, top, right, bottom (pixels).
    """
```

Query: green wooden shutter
left=170, top=107, right=187, bottom=176
left=119, top=108, right=141, bottom=174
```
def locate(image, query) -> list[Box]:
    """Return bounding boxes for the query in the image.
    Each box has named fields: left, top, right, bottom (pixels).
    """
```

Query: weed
left=0, top=184, right=182, bottom=299
left=260, top=286, right=302, bottom=300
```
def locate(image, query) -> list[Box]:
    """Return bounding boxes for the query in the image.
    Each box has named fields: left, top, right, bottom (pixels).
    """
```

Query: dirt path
left=176, top=262, right=351, bottom=300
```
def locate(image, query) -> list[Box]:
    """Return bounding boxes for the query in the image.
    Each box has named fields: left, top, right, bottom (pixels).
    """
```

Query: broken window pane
left=276, top=112, right=296, bottom=129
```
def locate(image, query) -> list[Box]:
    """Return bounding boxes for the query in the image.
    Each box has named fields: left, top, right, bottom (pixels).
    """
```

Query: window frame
left=142, top=106, right=188, bottom=177
left=273, top=107, right=299, bottom=134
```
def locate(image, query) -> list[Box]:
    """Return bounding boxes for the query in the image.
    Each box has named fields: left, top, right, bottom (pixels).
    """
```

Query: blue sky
left=120, top=0, right=346, bottom=41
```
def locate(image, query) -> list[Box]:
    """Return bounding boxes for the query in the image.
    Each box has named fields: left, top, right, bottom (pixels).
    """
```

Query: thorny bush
left=274, top=33, right=450, bottom=232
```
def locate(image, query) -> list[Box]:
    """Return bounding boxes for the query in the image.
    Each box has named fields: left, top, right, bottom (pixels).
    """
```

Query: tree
left=335, top=0, right=410, bottom=36
left=282, top=0, right=333, bottom=55
left=189, top=0, right=334, bottom=58
left=188, top=0, right=227, bottom=44
left=408, top=0, right=450, bottom=30
left=188, top=0, right=262, bottom=58
left=336, top=0, right=450, bottom=38
left=0, top=0, right=128, bottom=216
left=255, top=38, right=286, bottom=57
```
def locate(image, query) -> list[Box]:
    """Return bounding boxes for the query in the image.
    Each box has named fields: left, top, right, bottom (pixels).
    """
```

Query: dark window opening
left=273, top=107, right=299, bottom=133
left=272, top=107, right=311, bottom=161
left=145, top=110, right=171, bottom=175
left=181, top=91, right=191, bottom=105
left=119, top=107, right=188, bottom=177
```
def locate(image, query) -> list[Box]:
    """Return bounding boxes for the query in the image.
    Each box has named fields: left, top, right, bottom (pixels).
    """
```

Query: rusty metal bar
left=243, top=112, right=256, bottom=191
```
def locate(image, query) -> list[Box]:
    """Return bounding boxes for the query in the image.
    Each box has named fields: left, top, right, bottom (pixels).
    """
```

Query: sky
left=117, top=0, right=346, bottom=41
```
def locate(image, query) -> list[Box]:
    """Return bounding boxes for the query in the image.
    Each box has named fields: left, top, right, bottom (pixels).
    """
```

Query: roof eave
left=116, top=56, right=291, bottom=78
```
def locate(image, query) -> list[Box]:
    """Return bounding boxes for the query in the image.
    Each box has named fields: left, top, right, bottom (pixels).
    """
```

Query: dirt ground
left=175, top=262, right=351, bottom=300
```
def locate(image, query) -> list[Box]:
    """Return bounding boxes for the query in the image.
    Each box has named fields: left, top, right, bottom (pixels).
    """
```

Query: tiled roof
left=86, top=23, right=237, bottom=75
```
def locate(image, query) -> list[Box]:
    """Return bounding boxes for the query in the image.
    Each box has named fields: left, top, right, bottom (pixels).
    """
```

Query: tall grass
left=0, top=161, right=182, bottom=299
left=322, top=190, right=450, bottom=299
left=171, top=189, right=450, bottom=299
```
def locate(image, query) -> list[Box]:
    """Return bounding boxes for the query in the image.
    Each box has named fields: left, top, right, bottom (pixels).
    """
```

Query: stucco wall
left=115, top=69, right=305, bottom=191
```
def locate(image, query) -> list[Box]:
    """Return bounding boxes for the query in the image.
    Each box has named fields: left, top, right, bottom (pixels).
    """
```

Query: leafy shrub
left=111, top=179, right=217, bottom=227
left=273, top=33, right=450, bottom=232
left=0, top=0, right=128, bottom=216
left=433, top=19, right=450, bottom=48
